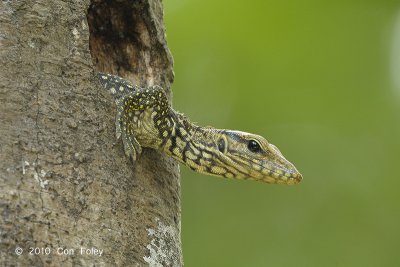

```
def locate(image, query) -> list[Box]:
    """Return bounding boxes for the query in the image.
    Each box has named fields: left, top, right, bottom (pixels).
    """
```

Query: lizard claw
left=117, top=106, right=142, bottom=161
left=121, top=125, right=142, bottom=161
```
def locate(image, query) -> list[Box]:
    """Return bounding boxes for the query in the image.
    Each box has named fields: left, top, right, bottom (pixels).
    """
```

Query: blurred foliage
left=164, top=1, right=400, bottom=266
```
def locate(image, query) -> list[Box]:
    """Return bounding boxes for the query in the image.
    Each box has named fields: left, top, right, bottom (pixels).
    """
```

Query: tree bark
left=0, top=0, right=182, bottom=266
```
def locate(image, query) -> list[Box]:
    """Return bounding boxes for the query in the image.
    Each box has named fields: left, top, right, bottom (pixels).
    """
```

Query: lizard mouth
left=259, top=166, right=302, bottom=184
left=245, top=159, right=302, bottom=185
left=232, top=154, right=302, bottom=184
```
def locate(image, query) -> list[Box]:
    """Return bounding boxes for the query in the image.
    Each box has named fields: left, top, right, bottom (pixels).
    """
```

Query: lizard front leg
left=116, top=99, right=143, bottom=161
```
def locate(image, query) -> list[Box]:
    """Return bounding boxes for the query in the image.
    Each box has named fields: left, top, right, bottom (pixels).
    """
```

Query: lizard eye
left=218, top=138, right=226, bottom=153
left=248, top=140, right=261, bottom=153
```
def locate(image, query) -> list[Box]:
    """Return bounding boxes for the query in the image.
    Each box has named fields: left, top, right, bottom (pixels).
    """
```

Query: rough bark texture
left=0, top=0, right=182, bottom=266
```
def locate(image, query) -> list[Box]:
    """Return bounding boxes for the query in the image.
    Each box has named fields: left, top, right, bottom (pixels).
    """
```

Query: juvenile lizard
left=97, top=73, right=302, bottom=185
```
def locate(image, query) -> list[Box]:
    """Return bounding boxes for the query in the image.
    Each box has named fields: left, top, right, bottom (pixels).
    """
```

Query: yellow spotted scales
left=97, top=73, right=302, bottom=185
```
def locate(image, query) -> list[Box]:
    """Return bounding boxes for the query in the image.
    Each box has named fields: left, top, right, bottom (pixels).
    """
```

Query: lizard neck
left=159, top=111, right=220, bottom=174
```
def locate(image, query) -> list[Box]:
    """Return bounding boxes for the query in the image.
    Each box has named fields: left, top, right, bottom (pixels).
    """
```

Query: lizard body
left=97, top=73, right=302, bottom=185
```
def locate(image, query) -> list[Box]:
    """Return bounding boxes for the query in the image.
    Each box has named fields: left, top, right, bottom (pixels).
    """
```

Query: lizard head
left=213, top=130, right=302, bottom=185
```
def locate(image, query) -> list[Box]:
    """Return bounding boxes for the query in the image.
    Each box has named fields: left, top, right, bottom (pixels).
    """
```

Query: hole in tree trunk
left=87, top=0, right=153, bottom=83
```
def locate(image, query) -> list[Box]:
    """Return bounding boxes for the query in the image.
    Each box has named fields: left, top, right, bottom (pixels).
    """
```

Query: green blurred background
left=164, top=1, right=400, bottom=266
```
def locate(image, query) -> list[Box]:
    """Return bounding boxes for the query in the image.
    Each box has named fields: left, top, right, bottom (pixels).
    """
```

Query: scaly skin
left=97, top=72, right=302, bottom=185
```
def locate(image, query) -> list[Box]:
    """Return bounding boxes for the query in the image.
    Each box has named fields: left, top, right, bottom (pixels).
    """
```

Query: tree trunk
left=0, top=0, right=182, bottom=266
